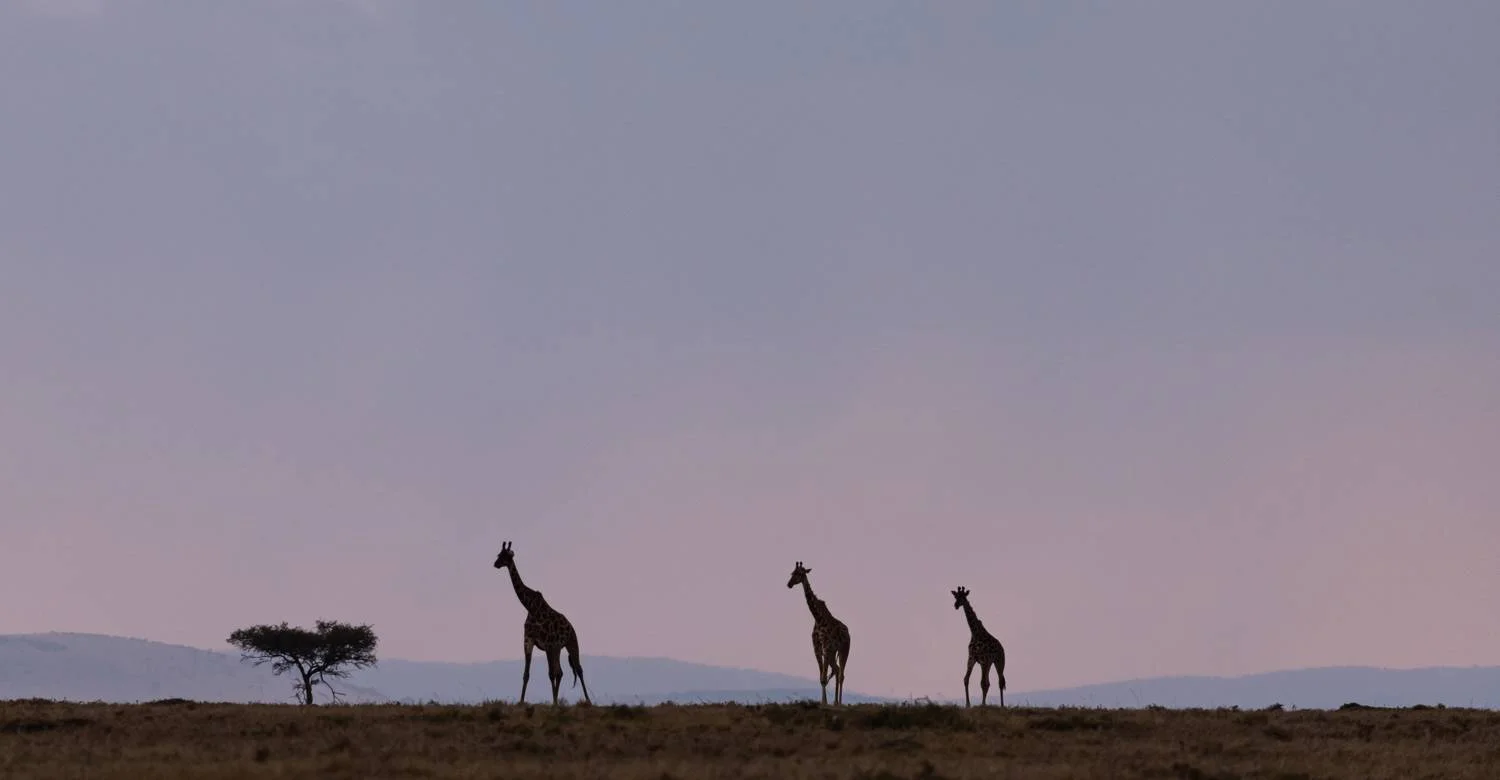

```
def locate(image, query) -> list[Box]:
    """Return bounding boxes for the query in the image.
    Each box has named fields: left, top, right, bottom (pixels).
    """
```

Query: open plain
left=2, top=698, right=1497, bottom=779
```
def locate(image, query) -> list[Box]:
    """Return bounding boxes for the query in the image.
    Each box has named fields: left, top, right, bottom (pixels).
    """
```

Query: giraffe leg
left=519, top=638, right=535, bottom=704
left=834, top=656, right=846, bottom=706
left=963, top=657, right=976, bottom=708
left=979, top=662, right=991, bottom=706
left=815, top=652, right=829, bottom=706
left=830, top=645, right=847, bottom=706
left=546, top=649, right=564, bottom=705
left=997, top=665, right=1006, bottom=708
left=565, top=640, right=591, bottom=705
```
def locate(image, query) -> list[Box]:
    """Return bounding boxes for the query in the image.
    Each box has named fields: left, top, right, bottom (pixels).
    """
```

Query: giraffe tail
left=566, top=643, right=583, bottom=689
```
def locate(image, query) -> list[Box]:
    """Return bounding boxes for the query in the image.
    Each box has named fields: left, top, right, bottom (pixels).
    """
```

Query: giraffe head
left=951, top=586, right=971, bottom=610
left=787, top=561, right=812, bottom=589
left=493, top=541, right=515, bottom=570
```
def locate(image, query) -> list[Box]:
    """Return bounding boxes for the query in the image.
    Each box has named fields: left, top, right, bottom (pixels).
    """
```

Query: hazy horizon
left=2, top=1, right=1497, bottom=700
left=9, top=630, right=1500, bottom=705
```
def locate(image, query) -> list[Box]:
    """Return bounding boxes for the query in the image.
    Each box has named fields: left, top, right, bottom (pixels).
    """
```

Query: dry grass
left=2, top=699, right=1498, bottom=779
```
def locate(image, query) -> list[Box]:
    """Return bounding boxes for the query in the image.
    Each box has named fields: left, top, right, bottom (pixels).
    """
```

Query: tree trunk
left=300, top=674, right=315, bottom=705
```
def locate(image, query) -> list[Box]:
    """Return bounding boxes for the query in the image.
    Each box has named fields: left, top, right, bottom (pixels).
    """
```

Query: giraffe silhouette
left=493, top=542, right=592, bottom=705
left=786, top=561, right=851, bottom=706
left=952, top=586, right=1006, bottom=707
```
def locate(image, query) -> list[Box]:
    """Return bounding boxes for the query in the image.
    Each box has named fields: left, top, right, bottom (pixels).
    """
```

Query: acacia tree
left=227, top=620, right=378, bottom=705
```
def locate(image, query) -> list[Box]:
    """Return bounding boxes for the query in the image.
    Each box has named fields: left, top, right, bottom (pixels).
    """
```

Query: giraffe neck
left=506, top=564, right=542, bottom=613
left=801, top=579, right=833, bottom=623
left=961, top=602, right=986, bottom=635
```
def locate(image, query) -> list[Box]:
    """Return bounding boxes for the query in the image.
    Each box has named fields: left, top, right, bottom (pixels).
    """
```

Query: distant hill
left=0, top=633, right=386, bottom=704
left=614, top=689, right=888, bottom=706
left=356, top=655, right=888, bottom=705
left=1009, top=666, right=1500, bottom=710
left=0, top=633, right=878, bottom=705
left=4, top=634, right=1495, bottom=709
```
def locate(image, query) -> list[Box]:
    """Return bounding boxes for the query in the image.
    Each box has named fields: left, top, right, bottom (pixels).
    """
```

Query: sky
left=1, top=0, right=1497, bottom=699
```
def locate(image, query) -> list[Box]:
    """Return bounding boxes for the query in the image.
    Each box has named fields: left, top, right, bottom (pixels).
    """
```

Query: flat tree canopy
left=227, top=620, right=378, bottom=705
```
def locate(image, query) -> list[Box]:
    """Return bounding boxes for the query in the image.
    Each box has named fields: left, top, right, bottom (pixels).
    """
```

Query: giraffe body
left=952, top=586, right=1006, bottom=707
left=494, top=542, right=592, bottom=706
left=787, top=561, right=851, bottom=706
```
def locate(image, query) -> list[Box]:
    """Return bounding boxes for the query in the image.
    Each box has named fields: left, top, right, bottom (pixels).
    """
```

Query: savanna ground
left=2, top=698, right=1498, bottom=779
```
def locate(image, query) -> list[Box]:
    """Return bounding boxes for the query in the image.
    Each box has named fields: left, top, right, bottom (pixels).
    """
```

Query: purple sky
left=1, top=1, right=1497, bottom=698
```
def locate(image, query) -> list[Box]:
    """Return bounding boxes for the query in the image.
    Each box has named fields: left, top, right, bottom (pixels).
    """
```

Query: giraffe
left=492, top=542, right=592, bottom=706
left=786, top=561, right=851, bottom=706
left=951, top=586, right=1006, bottom=707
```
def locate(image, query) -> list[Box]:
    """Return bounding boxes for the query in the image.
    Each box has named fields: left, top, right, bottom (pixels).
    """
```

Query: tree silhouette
left=227, top=620, right=378, bottom=705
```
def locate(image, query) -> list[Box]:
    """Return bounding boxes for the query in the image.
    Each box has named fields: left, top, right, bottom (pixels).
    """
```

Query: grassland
left=2, top=698, right=1497, bottom=779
